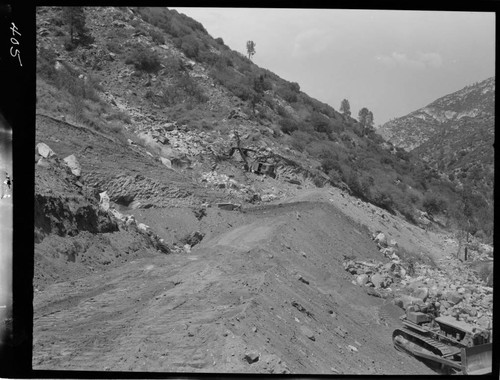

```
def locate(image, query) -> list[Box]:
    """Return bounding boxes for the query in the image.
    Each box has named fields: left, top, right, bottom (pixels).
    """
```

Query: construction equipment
left=393, top=305, right=492, bottom=374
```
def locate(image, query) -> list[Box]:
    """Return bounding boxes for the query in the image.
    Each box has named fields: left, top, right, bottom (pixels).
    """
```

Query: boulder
left=63, top=154, right=81, bottom=176
left=388, top=239, right=398, bottom=247
left=356, top=274, right=369, bottom=286
left=383, top=262, right=397, bottom=272
left=394, top=295, right=423, bottom=310
left=164, top=122, right=177, bottom=131
left=36, top=142, right=55, bottom=158
left=244, top=351, right=260, bottom=364
left=370, top=273, right=390, bottom=289
left=137, top=223, right=150, bottom=232
left=413, top=287, right=429, bottom=302
left=99, top=191, right=110, bottom=211
left=374, top=233, right=387, bottom=247
left=160, top=157, right=172, bottom=169
left=446, top=291, right=463, bottom=306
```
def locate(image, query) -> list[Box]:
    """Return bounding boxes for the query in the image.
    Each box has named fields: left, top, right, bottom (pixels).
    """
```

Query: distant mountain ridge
left=377, top=77, right=494, bottom=152
left=377, top=77, right=494, bottom=217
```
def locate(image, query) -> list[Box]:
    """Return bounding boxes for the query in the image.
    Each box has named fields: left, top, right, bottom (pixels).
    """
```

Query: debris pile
left=344, top=233, right=493, bottom=332
left=200, top=171, right=259, bottom=201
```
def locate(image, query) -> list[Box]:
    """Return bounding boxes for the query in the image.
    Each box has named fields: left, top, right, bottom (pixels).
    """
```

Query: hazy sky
left=171, top=8, right=495, bottom=125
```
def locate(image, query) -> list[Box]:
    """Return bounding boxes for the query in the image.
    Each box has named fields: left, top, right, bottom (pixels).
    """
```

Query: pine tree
left=366, top=111, right=374, bottom=128
left=246, top=40, right=256, bottom=60
left=340, top=99, right=351, bottom=117
left=358, top=107, right=369, bottom=126
left=62, top=7, right=93, bottom=47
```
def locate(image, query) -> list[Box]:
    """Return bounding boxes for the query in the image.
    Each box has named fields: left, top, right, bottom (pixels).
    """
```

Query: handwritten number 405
left=10, top=22, right=22, bottom=67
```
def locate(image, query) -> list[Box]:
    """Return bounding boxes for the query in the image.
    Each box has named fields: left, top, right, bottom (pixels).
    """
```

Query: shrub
left=106, top=40, right=122, bottom=54
left=176, top=34, right=201, bottom=60
left=149, top=29, right=165, bottom=45
left=290, top=130, right=311, bottom=152
left=422, top=193, right=448, bottom=215
left=37, top=47, right=58, bottom=81
left=125, top=45, right=161, bottom=73
left=277, top=86, right=298, bottom=103
left=328, top=169, right=343, bottom=184
left=210, top=66, right=254, bottom=101
left=371, top=189, right=395, bottom=212
left=279, top=118, right=298, bottom=135
left=215, top=37, right=224, bottom=45
left=310, top=112, right=331, bottom=134
left=312, top=176, right=325, bottom=188
left=107, top=110, right=132, bottom=124
left=321, top=157, right=341, bottom=174
left=63, top=37, right=77, bottom=51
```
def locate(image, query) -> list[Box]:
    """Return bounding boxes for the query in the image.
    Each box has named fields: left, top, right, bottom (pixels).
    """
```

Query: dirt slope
left=33, top=198, right=434, bottom=374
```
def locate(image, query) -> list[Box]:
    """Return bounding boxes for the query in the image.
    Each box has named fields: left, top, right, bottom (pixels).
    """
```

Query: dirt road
left=33, top=198, right=434, bottom=374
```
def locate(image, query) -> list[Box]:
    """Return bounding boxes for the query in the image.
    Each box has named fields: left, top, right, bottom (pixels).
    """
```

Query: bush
left=290, top=130, right=311, bottom=152
left=277, top=86, right=298, bottom=103
left=210, top=66, right=254, bottom=101
left=422, top=193, right=448, bottom=216
left=215, top=37, right=224, bottom=45
left=321, top=157, right=341, bottom=174
left=37, top=47, right=58, bottom=81
left=107, top=110, right=132, bottom=124
left=371, top=189, right=395, bottom=212
left=312, top=176, right=325, bottom=188
left=106, top=40, right=122, bottom=54
left=149, top=29, right=165, bottom=45
left=279, top=118, right=298, bottom=135
left=125, top=45, right=162, bottom=73
left=157, top=73, right=208, bottom=106
left=175, top=34, right=201, bottom=60
left=63, top=37, right=77, bottom=51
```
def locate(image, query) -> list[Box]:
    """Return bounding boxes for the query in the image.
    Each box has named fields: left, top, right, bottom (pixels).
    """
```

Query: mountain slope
left=378, top=77, right=494, bottom=152
left=377, top=78, right=494, bottom=235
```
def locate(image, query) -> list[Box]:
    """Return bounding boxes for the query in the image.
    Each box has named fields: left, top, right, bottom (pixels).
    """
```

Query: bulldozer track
left=393, top=328, right=461, bottom=358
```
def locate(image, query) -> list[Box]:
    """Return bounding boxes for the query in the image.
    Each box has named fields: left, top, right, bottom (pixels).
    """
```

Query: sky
left=171, top=8, right=495, bottom=125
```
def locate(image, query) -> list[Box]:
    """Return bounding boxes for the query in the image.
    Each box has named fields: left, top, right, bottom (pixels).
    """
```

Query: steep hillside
left=36, top=6, right=475, bottom=232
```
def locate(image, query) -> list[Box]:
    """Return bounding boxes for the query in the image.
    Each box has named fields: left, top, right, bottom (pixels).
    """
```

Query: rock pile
left=200, top=171, right=258, bottom=201
left=344, top=233, right=493, bottom=332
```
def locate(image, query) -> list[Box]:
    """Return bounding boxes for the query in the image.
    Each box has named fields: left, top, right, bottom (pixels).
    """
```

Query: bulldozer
left=393, top=304, right=492, bottom=374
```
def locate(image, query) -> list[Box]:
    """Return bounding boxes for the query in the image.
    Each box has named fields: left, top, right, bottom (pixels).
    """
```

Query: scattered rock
left=356, top=274, right=369, bottom=286
left=36, top=142, right=55, bottom=158
left=300, top=326, right=315, bottom=341
left=347, top=345, right=358, bottom=353
left=388, top=239, right=398, bottom=247
left=99, top=191, right=110, bottom=211
left=413, top=287, right=429, bottom=302
left=334, top=326, right=348, bottom=338
left=63, top=154, right=81, bottom=177
left=160, top=157, right=172, bottom=169
left=370, top=273, right=391, bottom=289
left=446, top=291, right=463, bottom=306
left=297, top=275, right=310, bottom=285
left=374, top=232, right=387, bottom=247
left=244, top=351, right=260, bottom=364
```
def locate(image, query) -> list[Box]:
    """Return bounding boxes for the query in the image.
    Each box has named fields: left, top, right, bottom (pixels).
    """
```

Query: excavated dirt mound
left=33, top=199, right=434, bottom=374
